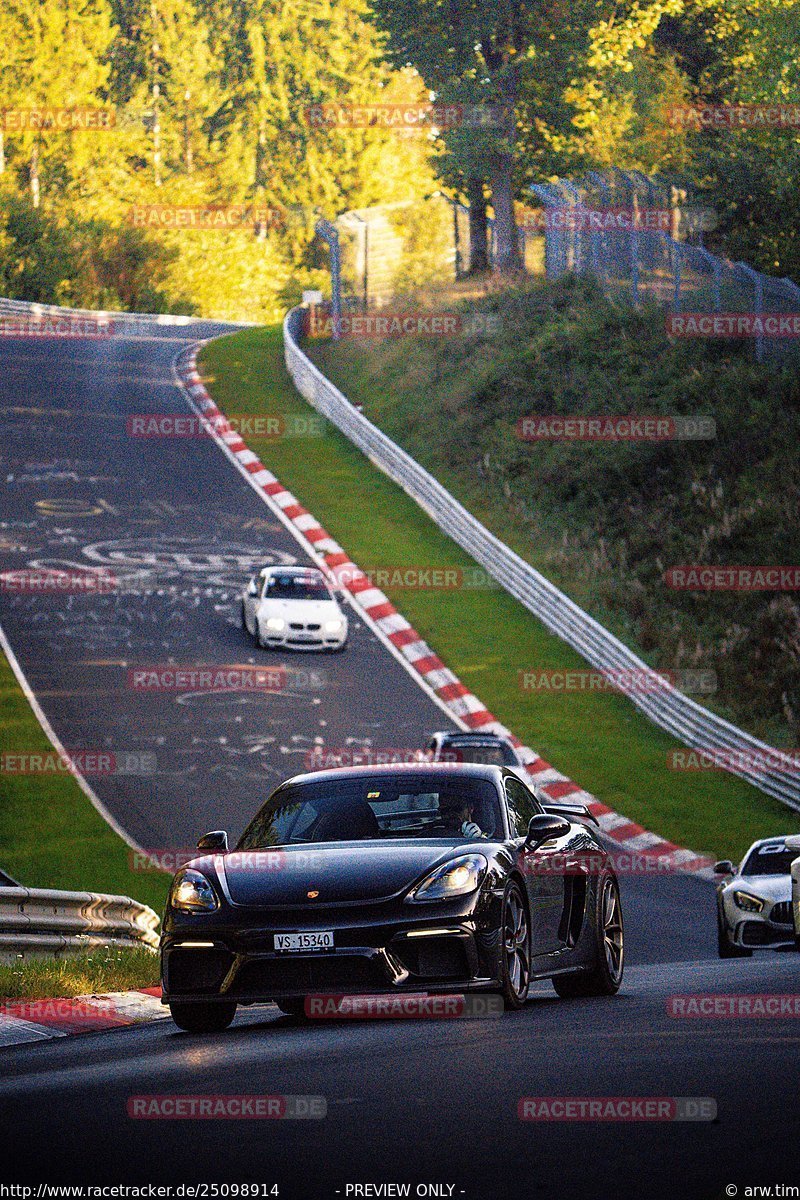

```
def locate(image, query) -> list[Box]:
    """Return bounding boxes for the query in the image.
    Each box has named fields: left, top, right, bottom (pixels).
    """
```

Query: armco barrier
left=0, top=296, right=247, bottom=338
left=0, top=886, right=160, bottom=959
left=283, top=305, right=800, bottom=813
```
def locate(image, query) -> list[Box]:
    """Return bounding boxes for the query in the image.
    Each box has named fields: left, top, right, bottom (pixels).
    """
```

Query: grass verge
left=308, top=277, right=800, bottom=748
left=200, top=326, right=800, bottom=862
left=0, top=647, right=169, bottom=913
left=0, top=946, right=159, bottom=999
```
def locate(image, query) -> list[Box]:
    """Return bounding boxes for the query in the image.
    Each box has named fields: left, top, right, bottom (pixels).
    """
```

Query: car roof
left=278, top=761, right=509, bottom=788
left=433, top=730, right=513, bottom=745
left=735, top=836, right=797, bottom=871
left=259, top=564, right=325, bottom=578
left=746, top=836, right=792, bottom=850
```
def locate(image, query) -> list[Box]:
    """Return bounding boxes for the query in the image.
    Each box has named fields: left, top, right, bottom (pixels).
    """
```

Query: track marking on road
left=172, top=349, right=463, bottom=731
left=0, top=620, right=150, bottom=856
left=173, top=342, right=715, bottom=877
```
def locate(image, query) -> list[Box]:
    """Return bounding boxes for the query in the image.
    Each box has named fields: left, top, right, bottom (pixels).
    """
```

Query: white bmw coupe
left=241, top=565, right=348, bottom=652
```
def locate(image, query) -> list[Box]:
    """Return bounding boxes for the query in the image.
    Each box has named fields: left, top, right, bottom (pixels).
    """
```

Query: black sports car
left=160, top=763, right=624, bottom=1031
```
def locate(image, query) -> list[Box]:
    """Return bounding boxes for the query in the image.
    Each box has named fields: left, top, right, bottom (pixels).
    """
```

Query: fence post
left=735, top=261, right=764, bottom=363
left=587, top=171, right=611, bottom=288
left=529, top=184, right=556, bottom=279
left=672, top=241, right=682, bottom=312
left=713, top=259, right=722, bottom=311
left=315, top=218, right=342, bottom=340
left=560, top=180, right=583, bottom=275
left=693, top=247, right=721, bottom=314
left=631, top=222, right=640, bottom=305
left=452, top=199, right=462, bottom=278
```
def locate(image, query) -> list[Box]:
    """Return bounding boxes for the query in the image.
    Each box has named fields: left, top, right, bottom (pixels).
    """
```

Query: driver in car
left=439, top=797, right=486, bottom=839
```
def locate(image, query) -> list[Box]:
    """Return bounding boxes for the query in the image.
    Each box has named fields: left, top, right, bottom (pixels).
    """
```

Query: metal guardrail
left=530, top=169, right=800, bottom=365
left=0, top=887, right=160, bottom=959
left=0, top=296, right=246, bottom=337
left=283, top=305, right=800, bottom=813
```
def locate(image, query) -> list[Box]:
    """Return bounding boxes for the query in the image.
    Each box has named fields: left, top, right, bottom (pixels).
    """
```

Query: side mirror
left=713, top=860, right=735, bottom=875
left=525, top=812, right=571, bottom=850
left=197, top=830, right=228, bottom=852
left=784, top=835, right=800, bottom=852
left=247, top=580, right=258, bottom=597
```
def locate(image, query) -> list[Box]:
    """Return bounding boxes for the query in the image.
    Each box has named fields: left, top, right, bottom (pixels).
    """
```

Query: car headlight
left=324, top=618, right=344, bottom=634
left=733, top=890, right=765, bottom=913
left=406, top=854, right=488, bottom=903
left=170, top=869, right=218, bottom=912
left=265, top=616, right=286, bottom=632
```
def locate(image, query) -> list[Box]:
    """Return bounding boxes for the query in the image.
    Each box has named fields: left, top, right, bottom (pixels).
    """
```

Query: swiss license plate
left=274, top=931, right=334, bottom=953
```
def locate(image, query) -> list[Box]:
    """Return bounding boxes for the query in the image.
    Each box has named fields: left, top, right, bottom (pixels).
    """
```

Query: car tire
left=275, top=999, right=308, bottom=1018
left=498, top=881, right=531, bottom=1010
left=717, top=906, right=752, bottom=958
left=552, top=872, right=624, bottom=998
left=169, top=1001, right=237, bottom=1033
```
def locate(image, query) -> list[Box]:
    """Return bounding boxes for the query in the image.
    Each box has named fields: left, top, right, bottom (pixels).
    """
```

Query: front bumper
left=259, top=627, right=346, bottom=651
left=724, top=899, right=795, bottom=948
left=161, top=899, right=502, bottom=1004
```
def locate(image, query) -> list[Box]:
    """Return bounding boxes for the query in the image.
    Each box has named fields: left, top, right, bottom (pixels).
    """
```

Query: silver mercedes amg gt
left=715, top=836, right=800, bottom=957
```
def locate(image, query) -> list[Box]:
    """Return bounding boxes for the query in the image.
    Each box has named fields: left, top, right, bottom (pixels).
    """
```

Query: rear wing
left=542, top=801, right=598, bottom=827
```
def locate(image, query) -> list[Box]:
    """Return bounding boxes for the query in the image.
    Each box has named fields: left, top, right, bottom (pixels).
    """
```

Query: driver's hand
left=461, top=819, right=484, bottom=839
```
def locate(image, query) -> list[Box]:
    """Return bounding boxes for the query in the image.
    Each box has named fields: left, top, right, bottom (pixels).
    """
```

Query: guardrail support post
left=315, top=219, right=342, bottom=341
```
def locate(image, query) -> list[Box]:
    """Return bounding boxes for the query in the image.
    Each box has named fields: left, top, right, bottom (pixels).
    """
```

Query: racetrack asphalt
left=1, top=322, right=798, bottom=1199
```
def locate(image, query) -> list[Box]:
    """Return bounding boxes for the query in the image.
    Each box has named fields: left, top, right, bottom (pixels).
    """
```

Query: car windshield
left=439, top=741, right=516, bottom=767
left=237, top=774, right=504, bottom=848
left=263, top=574, right=331, bottom=601
left=741, top=845, right=799, bottom=876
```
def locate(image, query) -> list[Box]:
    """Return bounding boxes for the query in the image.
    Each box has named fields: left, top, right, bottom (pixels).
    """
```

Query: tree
left=370, top=0, right=533, bottom=272
left=200, top=0, right=435, bottom=231
left=107, top=0, right=220, bottom=184
left=0, top=0, right=115, bottom=207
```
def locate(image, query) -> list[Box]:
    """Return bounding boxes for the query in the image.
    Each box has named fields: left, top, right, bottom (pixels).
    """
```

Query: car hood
left=208, top=841, right=487, bottom=906
left=728, top=874, right=792, bottom=902
left=255, top=597, right=343, bottom=621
